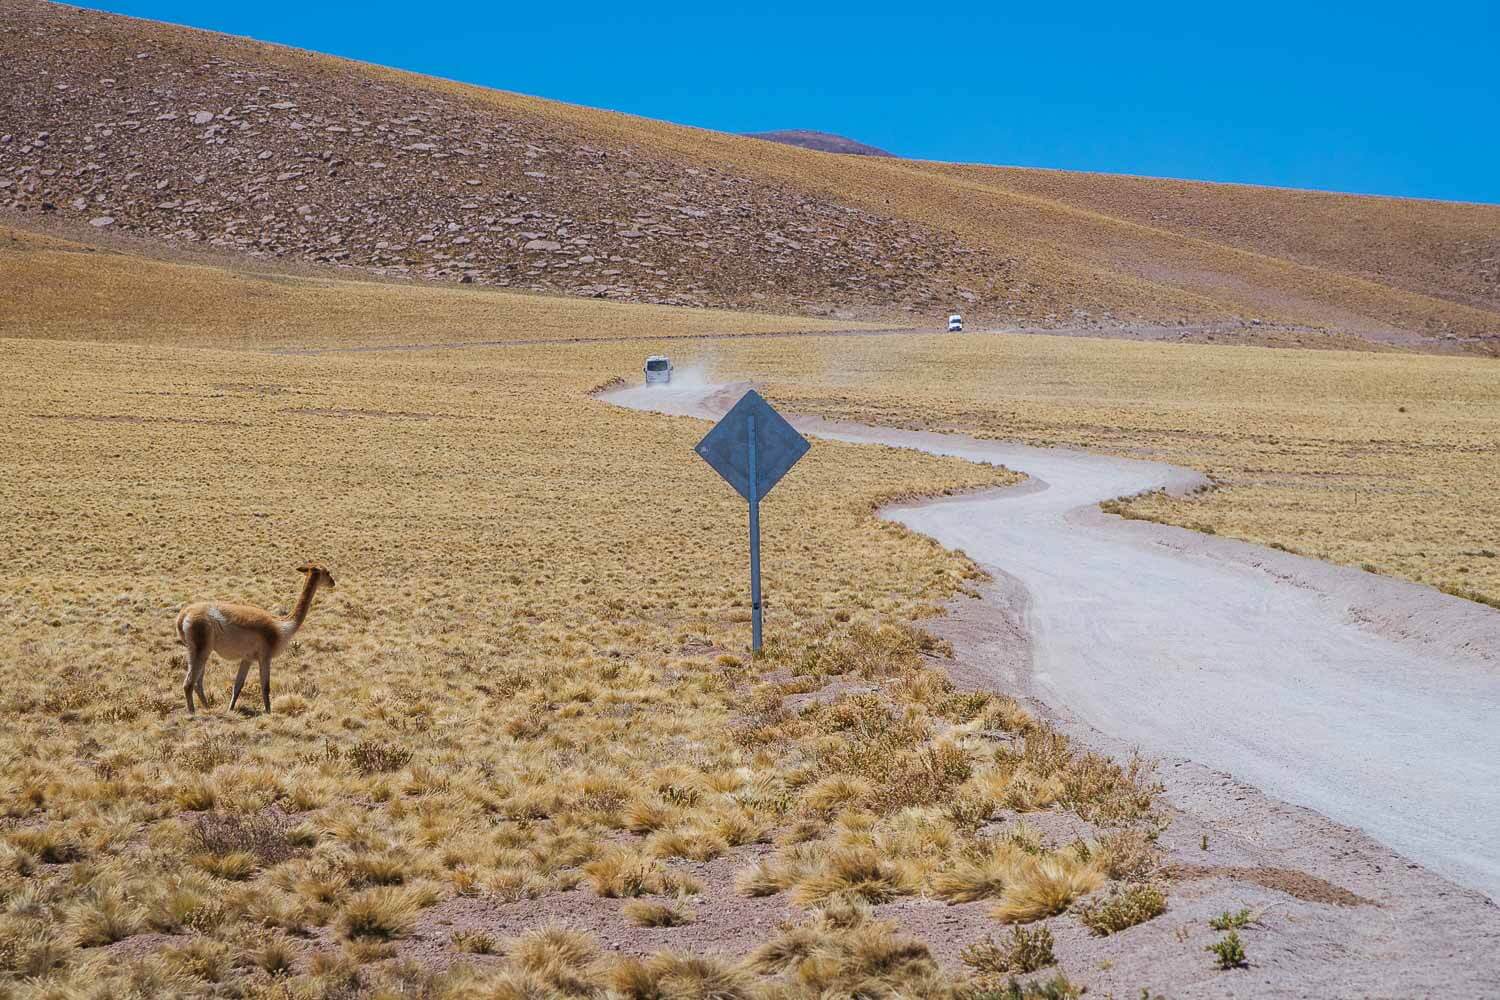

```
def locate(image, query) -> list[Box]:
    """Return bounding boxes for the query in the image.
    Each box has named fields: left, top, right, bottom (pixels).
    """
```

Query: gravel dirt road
left=605, top=380, right=1500, bottom=904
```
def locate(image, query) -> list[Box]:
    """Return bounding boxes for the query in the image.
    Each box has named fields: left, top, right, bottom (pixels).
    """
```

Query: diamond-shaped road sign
left=694, top=390, right=810, bottom=502
left=694, top=390, right=810, bottom=652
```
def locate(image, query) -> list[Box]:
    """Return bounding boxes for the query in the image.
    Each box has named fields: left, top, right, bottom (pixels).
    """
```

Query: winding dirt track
left=605, top=381, right=1500, bottom=903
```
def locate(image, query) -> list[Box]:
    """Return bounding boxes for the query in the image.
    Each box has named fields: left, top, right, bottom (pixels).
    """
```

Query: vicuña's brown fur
left=175, top=563, right=336, bottom=715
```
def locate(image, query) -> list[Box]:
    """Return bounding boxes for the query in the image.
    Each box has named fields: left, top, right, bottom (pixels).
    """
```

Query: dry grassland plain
left=0, top=226, right=867, bottom=350
left=706, top=334, right=1500, bottom=607
left=2, top=254, right=1177, bottom=998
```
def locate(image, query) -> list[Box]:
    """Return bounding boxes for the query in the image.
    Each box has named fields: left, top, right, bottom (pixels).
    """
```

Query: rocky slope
left=0, top=1, right=999, bottom=319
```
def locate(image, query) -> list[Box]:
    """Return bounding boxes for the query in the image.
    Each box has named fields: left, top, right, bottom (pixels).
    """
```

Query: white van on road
left=644, top=355, right=673, bottom=385
left=947, top=313, right=964, bottom=332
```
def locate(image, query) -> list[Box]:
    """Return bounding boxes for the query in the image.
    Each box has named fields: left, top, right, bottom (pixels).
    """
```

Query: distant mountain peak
left=744, top=130, right=894, bottom=157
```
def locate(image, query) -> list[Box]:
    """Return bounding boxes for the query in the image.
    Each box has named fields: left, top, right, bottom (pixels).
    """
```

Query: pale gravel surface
left=604, top=380, right=1500, bottom=995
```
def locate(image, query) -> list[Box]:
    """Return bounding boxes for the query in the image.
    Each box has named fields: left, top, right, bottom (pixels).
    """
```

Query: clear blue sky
left=78, top=1, right=1500, bottom=204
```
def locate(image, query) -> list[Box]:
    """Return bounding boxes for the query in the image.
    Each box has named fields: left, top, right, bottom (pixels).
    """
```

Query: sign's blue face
left=694, top=390, right=810, bottom=502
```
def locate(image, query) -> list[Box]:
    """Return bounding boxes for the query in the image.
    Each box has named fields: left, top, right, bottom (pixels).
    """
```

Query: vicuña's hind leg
left=181, top=616, right=211, bottom=715
left=182, top=660, right=196, bottom=714
left=183, top=650, right=209, bottom=715
left=230, top=660, right=252, bottom=710
left=195, top=670, right=210, bottom=708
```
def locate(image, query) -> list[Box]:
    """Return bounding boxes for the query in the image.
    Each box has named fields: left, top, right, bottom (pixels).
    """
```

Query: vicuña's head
left=297, top=562, right=337, bottom=590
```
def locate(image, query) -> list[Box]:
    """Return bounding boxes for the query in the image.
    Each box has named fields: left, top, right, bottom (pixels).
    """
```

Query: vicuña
left=175, top=563, right=336, bottom=715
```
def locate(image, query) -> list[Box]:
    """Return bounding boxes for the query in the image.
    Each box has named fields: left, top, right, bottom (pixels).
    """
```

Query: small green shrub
left=1076, top=883, right=1166, bottom=936
left=452, top=929, right=497, bottom=954
left=187, top=811, right=298, bottom=864
left=1209, top=907, right=1254, bottom=930
left=1207, top=930, right=1247, bottom=969
left=964, top=973, right=1082, bottom=1000
left=960, top=924, right=1056, bottom=975
left=348, top=740, right=414, bottom=775
left=174, top=735, right=242, bottom=773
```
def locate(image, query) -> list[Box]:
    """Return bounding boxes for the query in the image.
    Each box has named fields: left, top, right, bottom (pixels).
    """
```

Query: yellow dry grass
left=0, top=225, right=867, bottom=350
left=16, top=224, right=1493, bottom=994
left=1, top=273, right=1165, bottom=996
left=930, top=162, right=1500, bottom=315
left=692, top=331, right=1500, bottom=606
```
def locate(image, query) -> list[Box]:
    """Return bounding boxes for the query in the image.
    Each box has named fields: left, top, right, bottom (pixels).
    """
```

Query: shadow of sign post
left=694, top=390, right=810, bottom=653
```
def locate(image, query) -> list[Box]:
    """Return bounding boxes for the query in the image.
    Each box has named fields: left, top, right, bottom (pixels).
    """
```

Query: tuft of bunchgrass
left=990, top=855, right=1104, bottom=924
left=752, top=900, right=948, bottom=996
left=581, top=847, right=667, bottom=898
left=66, top=886, right=144, bottom=946
left=161, top=937, right=235, bottom=983
left=7, top=828, right=84, bottom=864
left=0, top=915, right=73, bottom=977
left=610, top=952, right=757, bottom=1000
left=622, top=899, right=694, bottom=927
left=932, top=840, right=1028, bottom=903
left=792, top=846, right=908, bottom=905
left=507, top=925, right=605, bottom=995
left=338, top=886, right=418, bottom=940
left=190, top=850, right=259, bottom=881
left=1092, top=828, right=1160, bottom=881
left=248, top=934, right=300, bottom=976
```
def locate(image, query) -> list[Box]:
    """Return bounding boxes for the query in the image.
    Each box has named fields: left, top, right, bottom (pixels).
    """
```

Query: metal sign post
left=694, top=390, right=809, bottom=653
left=747, top=413, right=763, bottom=650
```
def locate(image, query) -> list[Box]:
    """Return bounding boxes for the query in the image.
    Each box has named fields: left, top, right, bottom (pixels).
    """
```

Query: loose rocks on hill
left=0, top=0, right=1015, bottom=320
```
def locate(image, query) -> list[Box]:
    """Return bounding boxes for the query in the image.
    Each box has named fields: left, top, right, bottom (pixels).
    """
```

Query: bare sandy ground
left=604, top=380, right=1500, bottom=994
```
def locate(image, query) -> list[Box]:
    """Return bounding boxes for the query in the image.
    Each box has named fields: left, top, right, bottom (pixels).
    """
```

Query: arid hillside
left=2, top=0, right=1498, bottom=347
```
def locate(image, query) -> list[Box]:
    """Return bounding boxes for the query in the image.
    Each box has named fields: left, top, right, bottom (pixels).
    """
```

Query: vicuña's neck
left=284, top=573, right=322, bottom=631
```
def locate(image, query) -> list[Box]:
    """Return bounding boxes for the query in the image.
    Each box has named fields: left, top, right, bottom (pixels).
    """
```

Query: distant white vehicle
left=644, top=354, right=673, bottom=385
left=947, top=313, right=964, bottom=332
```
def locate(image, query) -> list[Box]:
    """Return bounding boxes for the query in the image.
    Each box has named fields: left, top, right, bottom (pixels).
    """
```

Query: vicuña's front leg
left=258, top=653, right=273, bottom=712
left=230, top=659, right=252, bottom=710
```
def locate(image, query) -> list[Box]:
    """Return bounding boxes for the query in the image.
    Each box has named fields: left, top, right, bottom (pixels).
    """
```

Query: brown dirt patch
left=1163, top=863, right=1373, bottom=907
